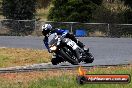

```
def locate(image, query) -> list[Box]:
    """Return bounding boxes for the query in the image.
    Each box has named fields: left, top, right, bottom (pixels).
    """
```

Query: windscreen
left=48, top=33, right=58, bottom=46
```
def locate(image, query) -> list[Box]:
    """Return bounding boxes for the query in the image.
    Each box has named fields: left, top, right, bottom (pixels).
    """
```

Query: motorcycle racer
left=42, top=24, right=85, bottom=53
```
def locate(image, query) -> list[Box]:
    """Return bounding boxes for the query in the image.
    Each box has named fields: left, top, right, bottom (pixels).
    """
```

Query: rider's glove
left=62, top=31, right=67, bottom=37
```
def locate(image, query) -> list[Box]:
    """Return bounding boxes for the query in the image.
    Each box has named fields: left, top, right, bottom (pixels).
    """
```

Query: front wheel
left=51, top=58, right=58, bottom=65
left=51, top=56, right=64, bottom=65
left=59, top=47, right=79, bottom=65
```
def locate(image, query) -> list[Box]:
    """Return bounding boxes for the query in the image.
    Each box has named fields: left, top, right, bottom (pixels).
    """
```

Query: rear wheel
left=59, top=47, right=79, bottom=65
left=84, top=53, right=94, bottom=63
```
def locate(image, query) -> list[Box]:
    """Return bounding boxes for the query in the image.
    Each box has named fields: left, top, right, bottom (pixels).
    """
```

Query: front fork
left=52, top=52, right=65, bottom=61
left=74, top=48, right=81, bottom=61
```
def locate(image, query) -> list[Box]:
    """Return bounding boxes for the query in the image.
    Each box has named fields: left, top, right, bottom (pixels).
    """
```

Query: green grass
left=29, top=76, right=77, bottom=88
left=0, top=65, right=131, bottom=88
left=29, top=66, right=132, bottom=88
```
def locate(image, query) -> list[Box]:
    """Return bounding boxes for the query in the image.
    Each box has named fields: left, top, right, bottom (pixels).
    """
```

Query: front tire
left=51, top=56, right=64, bottom=65
left=59, top=47, right=79, bottom=65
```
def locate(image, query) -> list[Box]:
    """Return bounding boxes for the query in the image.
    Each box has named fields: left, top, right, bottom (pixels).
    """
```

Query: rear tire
left=84, top=53, right=94, bottom=63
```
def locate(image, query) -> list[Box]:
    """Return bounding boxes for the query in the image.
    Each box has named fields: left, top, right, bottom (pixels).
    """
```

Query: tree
left=2, top=0, right=36, bottom=20
left=120, top=0, right=132, bottom=8
left=120, top=0, right=132, bottom=23
left=48, top=0, right=102, bottom=22
left=124, top=9, right=132, bottom=23
left=37, top=0, right=52, bottom=9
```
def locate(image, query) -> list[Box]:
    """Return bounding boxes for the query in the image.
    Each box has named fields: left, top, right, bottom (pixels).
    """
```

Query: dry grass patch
left=0, top=48, right=51, bottom=67
left=0, top=65, right=131, bottom=88
left=0, top=70, right=78, bottom=88
left=0, top=70, right=77, bottom=81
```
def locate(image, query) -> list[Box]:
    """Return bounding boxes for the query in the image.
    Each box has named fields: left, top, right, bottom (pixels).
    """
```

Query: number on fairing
left=67, top=40, right=75, bottom=47
left=67, top=40, right=78, bottom=50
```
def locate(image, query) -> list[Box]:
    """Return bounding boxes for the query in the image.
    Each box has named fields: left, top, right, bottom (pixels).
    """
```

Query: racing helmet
left=42, top=24, right=52, bottom=36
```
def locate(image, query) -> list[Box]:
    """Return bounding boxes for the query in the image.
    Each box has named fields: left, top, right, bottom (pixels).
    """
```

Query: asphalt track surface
left=0, top=36, right=132, bottom=71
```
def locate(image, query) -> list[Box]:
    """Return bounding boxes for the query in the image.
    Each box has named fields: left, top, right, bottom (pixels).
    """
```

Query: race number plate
left=67, top=40, right=78, bottom=50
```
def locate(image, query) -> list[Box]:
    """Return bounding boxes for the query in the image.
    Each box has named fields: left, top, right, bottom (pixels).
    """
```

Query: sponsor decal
left=76, top=66, right=131, bottom=84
